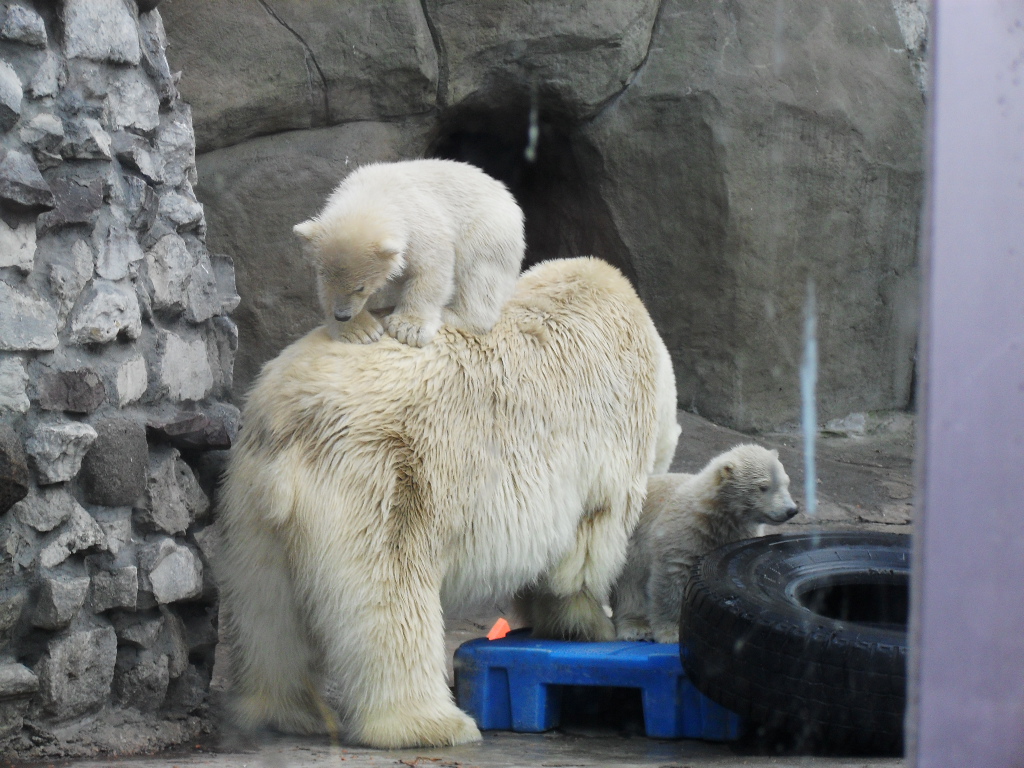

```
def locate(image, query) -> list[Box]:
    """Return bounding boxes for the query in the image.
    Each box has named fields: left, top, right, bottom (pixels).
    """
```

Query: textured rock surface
left=167, top=0, right=926, bottom=429
left=12, top=485, right=80, bottom=532
left=139, top=537, right=203, bottom=604
left=31, top=575, right=91, bottom=630
left=25, top=421, right=98, bottom=485
left=0, top=358, right=30, bottom=414
left=0, top=663, right=38, bottom=698
left=0, top=428, right=28, bottom=512
left=0, top=218, right=36, bottom=271
left=159, top=0, right=439, bottom=152
left=0, top=281, right=59, bottom=351
left=87, top=563, right=139, bottom=613
left=35, top=366, right=107, bottom=413
left=0, top=4, right=230, bottom=756
left=36, top=627, right=118, bottom=720
left=37, top=503, right=106, bottom=568
left=79, top=416, right=148, bottom=506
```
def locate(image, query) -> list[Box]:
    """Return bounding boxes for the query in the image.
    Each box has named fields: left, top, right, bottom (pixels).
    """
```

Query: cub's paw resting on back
left=384, top=312, right=440, bottom=349
left=336, top=310, right=384, bottom=345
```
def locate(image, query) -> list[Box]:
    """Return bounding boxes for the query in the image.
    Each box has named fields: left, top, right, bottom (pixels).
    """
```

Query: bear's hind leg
left=526, top=494, right=643, bottom=642
left=444, top=259, right=517, bottom=335
left=298, top=535, right=480, bottom=748
left=515, top=585, right=614, bottom=642
left=219, top=516, right=331, bottom=736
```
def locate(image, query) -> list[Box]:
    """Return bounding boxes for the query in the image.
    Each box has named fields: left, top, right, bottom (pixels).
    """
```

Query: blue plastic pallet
left=453, top=632, right=742, bottom=740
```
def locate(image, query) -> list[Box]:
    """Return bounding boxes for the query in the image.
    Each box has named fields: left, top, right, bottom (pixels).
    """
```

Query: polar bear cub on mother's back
left=611, top=444, right=800, bottom=643
left=294, top=159, right=525, bottom=347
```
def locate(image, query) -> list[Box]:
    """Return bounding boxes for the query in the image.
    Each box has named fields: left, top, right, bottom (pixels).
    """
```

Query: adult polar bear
left=217, top=257, right=680, bottom=748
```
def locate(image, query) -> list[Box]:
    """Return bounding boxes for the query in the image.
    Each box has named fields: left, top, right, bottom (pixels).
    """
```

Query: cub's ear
left=293, top=219, right=320, bottom=242
left=717, top=462, right=734, bottom=485
left=376, top=237, right=405, bottom=260
left=771, top=448, right=779, bottom=458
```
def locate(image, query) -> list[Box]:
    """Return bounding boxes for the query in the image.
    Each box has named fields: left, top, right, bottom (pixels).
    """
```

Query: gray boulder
left=0, top=281, right=59, bottom=352
left=0, top=59, right=22, bottom=133
left=0, top=148, right=54, bottom=211
left=35, top=367, right=107, bottom=414
left=138, top=537, right=203, bottom=604
left=36, top=627, right=118, bottom=720
left=79, top=416, right=148, bottom=507
left=576, top=0, right=924, bottom=428
left=32, top=575, right=91, bottom=630
left=25, top=420, right=98, bottom=485
left=37, top=504, right=106, bottom=568
left=13, top=485, right=79, bottom=533
left=0, top=663, right=38, bottom=698
left=63, top=0, right=142, bottom=65
left=0, top=424, right=29, bottom=514
left=69, top=279, right=143, bottom=345
left=113, top=647, right=169, bottom=711
left=0, top=358, right=30, bottom=414
left=162, top=0, right=438, bottom=152
left=428, top=0, right=659, bottom=117
left=112, top=611, right=163, bottom=648
left=87, top=564, right=139, bottom=613
left=1, top=4, right=47, bottom=47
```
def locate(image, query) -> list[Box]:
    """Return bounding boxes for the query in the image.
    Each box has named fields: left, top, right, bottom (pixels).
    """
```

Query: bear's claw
left=385, top=314, right=438, bottom=347
left=335, top=313, right=384, bottom=344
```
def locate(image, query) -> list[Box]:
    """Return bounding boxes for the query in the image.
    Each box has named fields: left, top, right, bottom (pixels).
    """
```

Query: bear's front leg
left=385, top=258, right=453, bottom=347
left=333, top=309, right=384, bottom=344
left=647, top=560, right=688, bottom=644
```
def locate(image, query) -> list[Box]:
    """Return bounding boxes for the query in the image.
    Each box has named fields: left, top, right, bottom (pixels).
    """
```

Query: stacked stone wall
left=0, top=0, right=236, bottom=757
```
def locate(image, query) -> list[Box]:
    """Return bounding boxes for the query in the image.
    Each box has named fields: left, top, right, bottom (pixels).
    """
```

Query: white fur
left=217, top=257, right=680, bottom=748
left=611, top=444, right=798, bottom=644
left=294, top=159, right=525, bottom=347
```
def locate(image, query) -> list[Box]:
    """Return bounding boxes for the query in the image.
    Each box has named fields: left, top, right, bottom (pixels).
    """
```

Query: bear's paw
left=355, top=702, right=482, bottom=748
left=384, top=313, right=440, bottom=348
left=335, top=312, right=384, bottom=344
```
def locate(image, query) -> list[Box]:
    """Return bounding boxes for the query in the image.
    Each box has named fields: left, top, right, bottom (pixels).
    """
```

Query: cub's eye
left=759, top=483, right=770, bottom=492
left=354, top=286, right=365, bottom=293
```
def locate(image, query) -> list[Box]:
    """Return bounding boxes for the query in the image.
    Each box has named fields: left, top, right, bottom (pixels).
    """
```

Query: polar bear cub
left=611, top=444, right=799, bottom=643
left=293, top=159, right=525, bottom=347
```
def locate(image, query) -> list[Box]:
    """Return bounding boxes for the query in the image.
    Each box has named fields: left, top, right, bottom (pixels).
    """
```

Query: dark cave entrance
left=427, top=102, right=636, bottom=283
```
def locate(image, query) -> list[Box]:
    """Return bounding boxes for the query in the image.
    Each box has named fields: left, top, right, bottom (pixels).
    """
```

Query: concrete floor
left=49, top=731, right=905, bottom=768
left=27, top=410, right=914, bottom=768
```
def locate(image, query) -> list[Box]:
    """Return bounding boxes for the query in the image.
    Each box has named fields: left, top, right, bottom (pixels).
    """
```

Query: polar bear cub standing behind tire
left=217, top=257, right=680, bottom=748
left=294, top=159, right=525, bottom=347
left=611, top=444, right=799, bottom=644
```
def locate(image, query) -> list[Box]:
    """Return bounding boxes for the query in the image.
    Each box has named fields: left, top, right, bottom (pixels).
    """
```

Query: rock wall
left=164, top=0, right=927, bottom=432
left=0, top=0, right=236, bottom=758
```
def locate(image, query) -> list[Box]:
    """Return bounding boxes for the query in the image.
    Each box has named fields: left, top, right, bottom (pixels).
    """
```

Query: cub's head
left=293, top=216, right=406, bottom=326
left=714, top=444, right=799, bottom=525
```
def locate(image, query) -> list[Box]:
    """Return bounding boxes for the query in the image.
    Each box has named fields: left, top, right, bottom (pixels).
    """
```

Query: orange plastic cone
left=487, top=618, right=511, bottom=640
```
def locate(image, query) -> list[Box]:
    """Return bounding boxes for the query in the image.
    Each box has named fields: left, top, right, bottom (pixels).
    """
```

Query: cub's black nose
left=785, top=504, right=800, bottom=519
left=334, top=310, right=352, bottom=322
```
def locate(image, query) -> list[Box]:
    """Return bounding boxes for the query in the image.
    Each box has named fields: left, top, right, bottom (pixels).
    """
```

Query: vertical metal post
left=910, top=1, right=1024, bottom=765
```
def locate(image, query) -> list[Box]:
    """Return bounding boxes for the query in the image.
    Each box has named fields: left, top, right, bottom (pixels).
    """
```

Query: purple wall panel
left=910, top=1, right=1024, bottom=766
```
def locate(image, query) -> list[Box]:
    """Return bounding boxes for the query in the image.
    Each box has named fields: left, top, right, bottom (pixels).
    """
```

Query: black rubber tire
left=680, top=531, right=909, bottom=754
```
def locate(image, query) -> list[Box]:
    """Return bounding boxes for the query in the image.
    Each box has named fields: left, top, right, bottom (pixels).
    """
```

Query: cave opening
left=427, top=102, right=635, bottom=282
